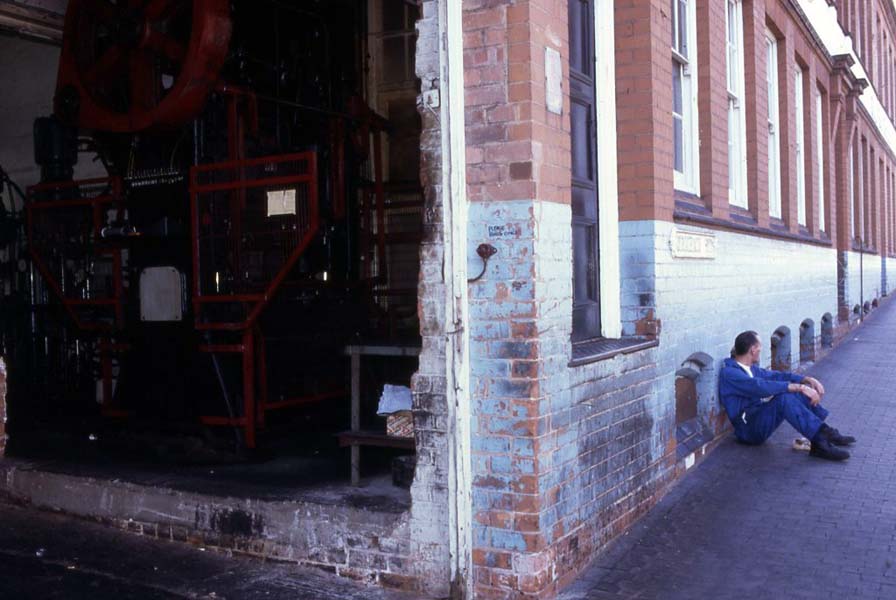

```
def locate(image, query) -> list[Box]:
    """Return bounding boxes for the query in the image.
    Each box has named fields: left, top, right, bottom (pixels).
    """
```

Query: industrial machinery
left=3, top=0, right=423, bottom=453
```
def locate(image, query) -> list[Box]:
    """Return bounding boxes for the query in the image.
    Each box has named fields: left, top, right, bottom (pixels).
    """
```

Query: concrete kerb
left=0, top=458, right=429, bottom=594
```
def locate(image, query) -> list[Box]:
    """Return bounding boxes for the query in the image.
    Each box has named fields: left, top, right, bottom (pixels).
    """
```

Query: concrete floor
left=0, top=424, right=417, bottom=597
left=0, top=499, right=415, bottom=599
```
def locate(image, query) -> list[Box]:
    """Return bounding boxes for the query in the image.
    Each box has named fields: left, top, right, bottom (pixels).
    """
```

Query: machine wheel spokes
left=56, top=0, right=231, bottom=132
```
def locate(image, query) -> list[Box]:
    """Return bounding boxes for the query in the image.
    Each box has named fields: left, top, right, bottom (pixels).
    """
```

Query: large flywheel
left=55, top=0, right=232, bottom=132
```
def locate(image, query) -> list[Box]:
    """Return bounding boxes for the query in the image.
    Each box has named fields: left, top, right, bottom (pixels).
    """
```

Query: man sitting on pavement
left=718, top=330, right=856, bottom=461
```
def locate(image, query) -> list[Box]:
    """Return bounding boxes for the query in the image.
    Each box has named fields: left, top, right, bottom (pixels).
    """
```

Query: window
left=815, top=88, right=825, bottom=232
left=848, top=141, right=854, bottom=235
left=568, top=0, right=600, bottom=341
left=871, top=154, right=878, bottom=247
left=726, top=0, right=747, bottom=208
left=856, top=138, right=865, bottom=241
left=883, top=34, right=887, bottom=112
left=672, top=0, right=699, bottom=193
left=380, top=0, right=420, bottom=86
left=794, top=68, right=807, bottom=226
left=766, top=32, right=782, bottom=219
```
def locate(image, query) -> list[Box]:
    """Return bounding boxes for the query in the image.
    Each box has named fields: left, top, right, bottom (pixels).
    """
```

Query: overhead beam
left=0, top=1, right=65, bottom=45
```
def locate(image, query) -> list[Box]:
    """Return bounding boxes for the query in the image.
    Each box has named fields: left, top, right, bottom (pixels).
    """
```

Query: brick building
left=458, top=0, right=896, bottom=597
left=1, top=0, right=895, bottom=599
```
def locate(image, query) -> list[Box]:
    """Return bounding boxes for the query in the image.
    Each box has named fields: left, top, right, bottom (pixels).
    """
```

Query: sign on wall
left=670, top=228, right=716, bottom=259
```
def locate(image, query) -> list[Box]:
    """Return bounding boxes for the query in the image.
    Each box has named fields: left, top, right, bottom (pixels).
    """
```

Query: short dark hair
left=731, top=330, right=760, bottom=359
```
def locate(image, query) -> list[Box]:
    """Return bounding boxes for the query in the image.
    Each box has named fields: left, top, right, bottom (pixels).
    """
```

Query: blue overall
left=718, top=358, right=828, bottom=445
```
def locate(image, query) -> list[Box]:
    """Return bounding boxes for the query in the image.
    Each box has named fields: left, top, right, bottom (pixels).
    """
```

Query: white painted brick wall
left=887, top=257, right=896, bottom=295
left=623, top=220, right=838, bottom=374
left=0, top=36, right=57, bottom=188
left=620, top=220, right=843, bottom=453
left=845, top=250, right=883, bottom=311
left=0, top=36, right=110, bottom=197
left=533, top=201, right=573, bottom=336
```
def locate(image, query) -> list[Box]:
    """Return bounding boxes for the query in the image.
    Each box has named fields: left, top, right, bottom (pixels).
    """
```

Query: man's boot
left=809, top=431, right=850, bottom=461
left=820, top=424, right=857, bottom=446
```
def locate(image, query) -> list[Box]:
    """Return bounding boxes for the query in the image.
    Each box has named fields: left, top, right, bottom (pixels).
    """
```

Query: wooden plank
left=336, top=430, right=415, bottom=450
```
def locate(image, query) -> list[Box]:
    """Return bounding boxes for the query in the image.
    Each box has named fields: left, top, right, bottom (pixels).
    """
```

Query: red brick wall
left=610, top=0, right=896, bottom=258
left=464, top=1, right=572, bottom=597
left=615, top=0, right=673, bottom=222
left=461, top=1, right=896, bottom=598
left=464, top=0, right=569, bottom=208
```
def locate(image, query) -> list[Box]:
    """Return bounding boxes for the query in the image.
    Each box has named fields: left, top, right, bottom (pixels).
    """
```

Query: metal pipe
left=207, top=340, right=241, bottom=448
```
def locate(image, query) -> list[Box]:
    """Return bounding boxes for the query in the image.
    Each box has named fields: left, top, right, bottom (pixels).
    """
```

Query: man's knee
left=775, top=392, right=808, bottom=408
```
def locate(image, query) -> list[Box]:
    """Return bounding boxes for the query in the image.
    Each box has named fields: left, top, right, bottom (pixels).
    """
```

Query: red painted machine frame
left=26, top=176, right=130, bottom=415
left=190, top=151, right=324, bottom=447
left=26, top=176, right=125, bottom=332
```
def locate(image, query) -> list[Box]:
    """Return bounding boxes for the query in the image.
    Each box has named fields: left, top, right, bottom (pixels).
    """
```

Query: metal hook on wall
left=468, top=243, right=497, bottom=283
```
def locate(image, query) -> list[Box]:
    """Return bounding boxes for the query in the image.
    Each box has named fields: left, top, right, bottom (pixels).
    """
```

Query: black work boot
left=821, top=424, right=857, bottom=446
left=809, top=432, right=850, bottom=461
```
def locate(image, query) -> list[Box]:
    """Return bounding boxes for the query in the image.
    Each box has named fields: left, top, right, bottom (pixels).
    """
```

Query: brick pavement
left=560, top=299, right=896, bottom=600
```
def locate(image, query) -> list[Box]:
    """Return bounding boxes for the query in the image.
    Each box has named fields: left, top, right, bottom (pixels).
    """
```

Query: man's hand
left=800, top=385, right=821, bottom=406
left=803, top=376, right=825, bottom=397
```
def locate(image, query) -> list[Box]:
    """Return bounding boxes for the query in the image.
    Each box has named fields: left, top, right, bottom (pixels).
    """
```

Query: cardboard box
left=386, top=410, right=414, bottom=438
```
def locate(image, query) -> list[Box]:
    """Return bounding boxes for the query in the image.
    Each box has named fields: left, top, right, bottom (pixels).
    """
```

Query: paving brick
left=560, top=297, right=896, bottom=600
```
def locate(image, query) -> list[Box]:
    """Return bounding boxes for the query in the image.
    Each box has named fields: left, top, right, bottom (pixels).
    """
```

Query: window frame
left=815, top=86, right=826, bottom=233
left=725, top=0, right=748, bottom=208
left=848, top=139, right=854, bottom=236
left=857, top=137, right=865, bottom=242
left=569, top=0, right=601, bottom=342
left=795, top=67, right=807, bottom=227
left=672, top=0, right=700, bottom=194
left=766, top=31, right=782, bottom=219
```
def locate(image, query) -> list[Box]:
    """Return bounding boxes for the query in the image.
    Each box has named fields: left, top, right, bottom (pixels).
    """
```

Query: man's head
left=731, top=330, right=761, bottom=364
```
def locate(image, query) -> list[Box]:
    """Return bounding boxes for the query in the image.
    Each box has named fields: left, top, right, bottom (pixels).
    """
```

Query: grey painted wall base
left=0, top=459, right=429, bottom=594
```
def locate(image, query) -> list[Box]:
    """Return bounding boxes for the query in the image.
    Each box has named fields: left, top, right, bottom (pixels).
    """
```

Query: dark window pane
left=569, top=1, right=592, bottom=76
left=382, top=37, right=405, bottom=84
left=672, top=64, right=683, bottom=113
left=573, top=224, right=596, bottom=302
left=406, top=37, right=417, bottom=81
left=569, top=0, right=600, bottom=339
left=572, top=187, right=598, bottom=220
left=406, top=3, right=420, bottom=26
left=569, top=1, right=584, bottom=73
left=570, top=100, right=592, bottom=181
left=678, top=0, right=688, bottom=58
left=382, top=0, right=405, bottom=31
left=674, top=116, right=683, bottom=172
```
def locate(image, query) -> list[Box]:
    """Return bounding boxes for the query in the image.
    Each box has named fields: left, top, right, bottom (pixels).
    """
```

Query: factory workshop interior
left=0, top=0, right=429, bottom=509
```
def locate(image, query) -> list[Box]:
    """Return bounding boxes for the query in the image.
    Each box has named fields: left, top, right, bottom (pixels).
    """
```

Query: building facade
left=458, top=0, right=896, bottom=597
left=1, top=0, right=896, bottom=599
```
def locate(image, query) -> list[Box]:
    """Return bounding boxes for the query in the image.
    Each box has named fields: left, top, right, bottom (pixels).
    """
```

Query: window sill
left=674, top=192, right=707, bottom=214
left=569, top=336, right=658, bottom=367
left=729, top=209, right=756, bottom=225
left=673, top=207, right=833, bottom=247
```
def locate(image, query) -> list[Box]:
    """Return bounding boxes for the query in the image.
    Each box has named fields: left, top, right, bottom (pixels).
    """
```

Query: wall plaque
left=545, top=46, right=562, bottom=115
left=671, top=228, right=717, bottom=259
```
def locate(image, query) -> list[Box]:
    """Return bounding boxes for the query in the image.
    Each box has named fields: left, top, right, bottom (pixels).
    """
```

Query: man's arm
left=721, top=365, right=791, bottom=399
left=719, top=367, right=821, bottom=406
left=753, top=365, right=825, bottom=396
left=752, top=365, right=805, bottom=383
